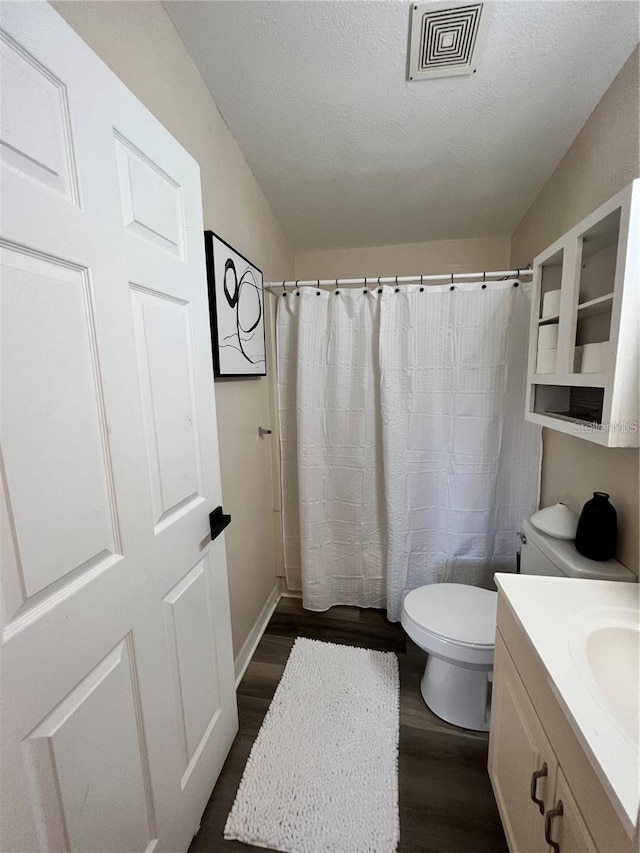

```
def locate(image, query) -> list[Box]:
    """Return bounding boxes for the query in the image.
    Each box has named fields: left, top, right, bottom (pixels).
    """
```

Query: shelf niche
left=537, top=247, right=563, bottom=321
left=574, top=207, right=619, bottom=349
left=533, top=385, right=604, bottom=426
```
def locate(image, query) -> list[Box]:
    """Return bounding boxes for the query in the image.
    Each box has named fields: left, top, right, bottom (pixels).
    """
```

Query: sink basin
left=570, top=606, right=639, bottom=747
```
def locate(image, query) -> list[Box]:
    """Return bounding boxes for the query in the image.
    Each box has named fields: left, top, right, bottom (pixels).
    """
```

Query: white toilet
left=401, top=517, right=635, bottom=732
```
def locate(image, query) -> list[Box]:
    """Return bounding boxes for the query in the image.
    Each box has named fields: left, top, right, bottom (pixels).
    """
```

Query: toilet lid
left=403, top=584, right=497, bottom=647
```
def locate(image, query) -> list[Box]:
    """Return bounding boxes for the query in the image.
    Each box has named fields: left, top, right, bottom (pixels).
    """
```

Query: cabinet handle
left=530, top=762, right=548, bottom=814
left=544, top=800, right=563, bottom=853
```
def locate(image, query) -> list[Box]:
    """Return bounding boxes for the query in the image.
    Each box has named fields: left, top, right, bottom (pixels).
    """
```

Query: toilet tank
left=519, top=518, right=635, bottom=582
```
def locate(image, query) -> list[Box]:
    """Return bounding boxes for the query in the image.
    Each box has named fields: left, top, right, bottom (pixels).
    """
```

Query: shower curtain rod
left=264, top=269, right=532, bottom=292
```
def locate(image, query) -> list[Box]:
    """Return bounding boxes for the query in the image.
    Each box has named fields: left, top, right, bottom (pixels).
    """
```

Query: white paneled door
left=0, top=4, right=238, bottom=851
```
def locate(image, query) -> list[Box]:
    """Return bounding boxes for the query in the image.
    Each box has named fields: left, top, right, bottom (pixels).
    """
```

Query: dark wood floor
left=189, top=597, right=508, bottom=853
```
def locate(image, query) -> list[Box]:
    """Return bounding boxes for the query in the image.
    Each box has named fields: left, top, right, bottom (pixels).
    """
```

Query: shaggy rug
left=224, top=637, right=400, bottom=853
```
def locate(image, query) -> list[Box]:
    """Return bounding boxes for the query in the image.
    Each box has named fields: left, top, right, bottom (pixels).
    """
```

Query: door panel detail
left=0, top=31, right=79, bottom=204
left=0, top=243, right=121, bottom=622
left=162, top=555, right=222, bottom=787
left=114, top=132, right=185, bottom=260
left=130, top=284, right=203, bottom=532
left=23, top=636, right=158, bottom=853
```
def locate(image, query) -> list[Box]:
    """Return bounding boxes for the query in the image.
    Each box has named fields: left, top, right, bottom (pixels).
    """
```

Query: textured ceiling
left=164, top=1, right=639, bottom=251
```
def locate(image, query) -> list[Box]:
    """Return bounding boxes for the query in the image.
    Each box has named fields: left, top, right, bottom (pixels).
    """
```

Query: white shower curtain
left=278, top=288, right=386, bottom=609
left=277, top=282, right=541, bottom=620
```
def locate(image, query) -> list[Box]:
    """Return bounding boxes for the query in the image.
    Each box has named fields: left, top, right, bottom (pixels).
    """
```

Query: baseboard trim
left=234, top=587, right=281, bottom=689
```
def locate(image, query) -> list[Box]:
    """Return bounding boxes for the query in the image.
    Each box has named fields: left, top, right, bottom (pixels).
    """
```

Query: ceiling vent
left=408, top=2, right=489, bottom=80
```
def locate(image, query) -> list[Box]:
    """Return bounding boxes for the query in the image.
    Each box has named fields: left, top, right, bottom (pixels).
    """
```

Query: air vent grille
left=409, top=2, right=488, bottom=80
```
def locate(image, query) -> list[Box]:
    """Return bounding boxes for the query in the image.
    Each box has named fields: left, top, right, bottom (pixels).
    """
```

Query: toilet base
left=420, top=655, right=492, bottom=732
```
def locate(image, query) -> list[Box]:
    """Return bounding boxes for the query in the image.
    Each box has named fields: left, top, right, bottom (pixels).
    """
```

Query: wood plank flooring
left=189, top=597, right=508, bottom=853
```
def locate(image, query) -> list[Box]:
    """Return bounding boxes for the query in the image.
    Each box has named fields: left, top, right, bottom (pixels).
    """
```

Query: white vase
left=530, top=503, right=579, bottom=540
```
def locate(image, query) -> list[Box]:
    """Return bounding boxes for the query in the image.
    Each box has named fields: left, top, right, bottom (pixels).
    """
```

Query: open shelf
left=532, top=385, right=604, bottom=426
left=541, top=411, right=599, bottom=427
left=531, top=372, right=607, bottom=388
left=536, top=247, right=563, bottom=321
left=577, top=208, right=620, bottom=304
left=538, top=314, right=559, bottom=326
left=577, top=293, right=614, bottom=319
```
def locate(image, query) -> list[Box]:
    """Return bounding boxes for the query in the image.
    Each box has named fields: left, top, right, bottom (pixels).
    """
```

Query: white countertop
left=494, top=573, right=639, bottom=837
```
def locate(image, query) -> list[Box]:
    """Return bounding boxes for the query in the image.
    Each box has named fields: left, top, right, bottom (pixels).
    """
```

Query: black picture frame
left=204, top=230, right=266, bottom=378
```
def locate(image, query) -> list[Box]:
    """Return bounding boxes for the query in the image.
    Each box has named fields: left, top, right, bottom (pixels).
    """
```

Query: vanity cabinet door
left=546, top=768, right=598, bottom=853
left=489, top=634, right=558, bottom=853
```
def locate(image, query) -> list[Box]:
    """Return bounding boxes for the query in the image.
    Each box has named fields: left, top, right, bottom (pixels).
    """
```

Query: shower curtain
left=277, top=281, right=541, bottom=621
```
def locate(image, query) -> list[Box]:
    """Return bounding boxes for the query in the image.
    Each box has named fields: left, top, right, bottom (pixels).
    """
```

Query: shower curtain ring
left=335, top=278, right=339, bottom=295
left=295, top=280, right=300, bottom=295
left=420, top=275, right=424, bottom=292
left=377, top=277, right=382, bottom=294
left=282, top=280, right=287, bottom=297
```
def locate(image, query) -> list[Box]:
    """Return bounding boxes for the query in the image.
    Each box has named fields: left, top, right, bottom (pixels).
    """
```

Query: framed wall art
left=204, top=230, right=266, bottom=377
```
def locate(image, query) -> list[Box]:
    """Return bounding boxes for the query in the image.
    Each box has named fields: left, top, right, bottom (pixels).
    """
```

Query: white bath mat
left=224, top=637, right=400, bottom=853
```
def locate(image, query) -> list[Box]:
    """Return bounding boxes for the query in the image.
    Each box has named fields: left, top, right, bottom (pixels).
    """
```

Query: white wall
left=53, top=0, right=295, bottom=655
left=511, top=47, right=639, bottom=574
left=295, top=235, right=511, bottom=280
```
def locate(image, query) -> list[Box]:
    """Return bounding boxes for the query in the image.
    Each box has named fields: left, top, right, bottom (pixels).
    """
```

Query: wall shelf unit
left=526, top=179, right=639, bottom=447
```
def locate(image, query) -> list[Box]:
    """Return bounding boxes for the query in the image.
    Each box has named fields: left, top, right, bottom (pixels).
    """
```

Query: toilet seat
left=403, top=583, right=497, bottom=645
left=402, top=583, right=497, bottom=667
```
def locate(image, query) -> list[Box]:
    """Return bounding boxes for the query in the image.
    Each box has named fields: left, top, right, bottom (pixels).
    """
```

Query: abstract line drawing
left=205, top=231, right=266, bottom=377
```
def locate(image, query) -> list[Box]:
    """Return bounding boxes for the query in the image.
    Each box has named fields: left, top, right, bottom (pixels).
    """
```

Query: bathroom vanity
left=488, top=574, right=639, bottom=853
